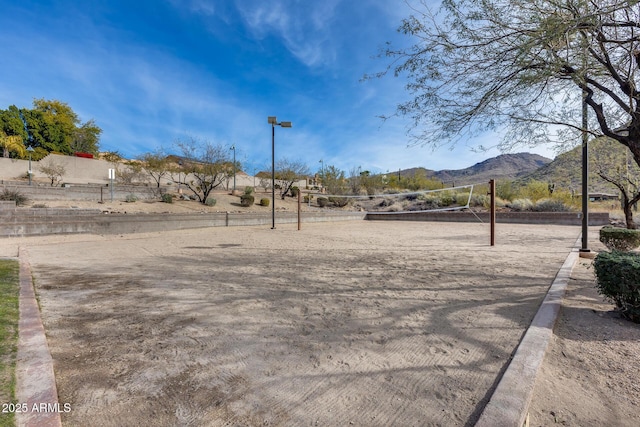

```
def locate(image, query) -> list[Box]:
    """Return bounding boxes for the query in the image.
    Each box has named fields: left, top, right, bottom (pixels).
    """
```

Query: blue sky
left=0, top=0, right=555, bottom=175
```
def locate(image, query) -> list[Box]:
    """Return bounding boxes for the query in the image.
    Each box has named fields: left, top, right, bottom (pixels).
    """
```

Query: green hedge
left=594, top=251, right=640, bottom=323
left=599, top=226, right=640, bottom=251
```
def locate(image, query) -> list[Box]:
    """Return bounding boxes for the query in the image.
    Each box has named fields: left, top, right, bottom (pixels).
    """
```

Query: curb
left=475, top=238, right=580, bottom=426
left=15, top=247, right=62, bottom=427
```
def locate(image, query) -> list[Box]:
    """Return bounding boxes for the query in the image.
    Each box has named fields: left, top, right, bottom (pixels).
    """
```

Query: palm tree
left=0, top=131, right=26, bottom=158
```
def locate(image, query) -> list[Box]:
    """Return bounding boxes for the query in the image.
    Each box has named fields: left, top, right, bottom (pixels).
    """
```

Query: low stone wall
left=1, top=182, right=158, bottom=202
left=365, top=210, right=610, bottom=226
left=0, top=209, right=366, bottom=237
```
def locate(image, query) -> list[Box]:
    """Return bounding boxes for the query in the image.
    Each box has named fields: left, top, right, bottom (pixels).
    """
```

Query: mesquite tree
left=375, top=0, right=640, bottom=227
left=174, top=137, right=233, bottom=204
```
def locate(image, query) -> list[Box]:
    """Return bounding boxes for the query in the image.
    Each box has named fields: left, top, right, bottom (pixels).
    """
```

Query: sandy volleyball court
left=0, top=221, right=588, bottom=426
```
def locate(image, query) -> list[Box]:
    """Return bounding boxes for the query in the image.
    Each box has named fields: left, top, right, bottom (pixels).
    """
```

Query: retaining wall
left=365, top=210, right=610, bottom=226
left=0, top=209, right=366, bottom=237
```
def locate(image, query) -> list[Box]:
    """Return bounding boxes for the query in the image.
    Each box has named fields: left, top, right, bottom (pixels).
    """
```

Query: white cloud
left=235, top=0, right=341, bottom=67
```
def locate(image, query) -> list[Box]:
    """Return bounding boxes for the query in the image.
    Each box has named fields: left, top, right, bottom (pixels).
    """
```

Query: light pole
left=27, top=146, right=34, bottom=186
left=230, top=144, right=236, bottom=193
left=268, top=116, right=292, bottom=229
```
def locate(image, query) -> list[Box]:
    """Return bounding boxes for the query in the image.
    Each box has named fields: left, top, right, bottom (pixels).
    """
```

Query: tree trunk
left=624, top=203, right=637, bottom=229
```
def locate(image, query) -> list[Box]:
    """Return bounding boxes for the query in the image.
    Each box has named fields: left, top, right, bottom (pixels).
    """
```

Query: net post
left=297, top=190, right=301, bottom=231
left=489, top=179, right=496, bottom=246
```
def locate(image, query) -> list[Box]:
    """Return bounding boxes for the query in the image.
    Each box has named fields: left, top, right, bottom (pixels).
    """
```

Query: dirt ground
left=529, top=247, right=640, bottom=426
left=0, top=220, right=638, bottom=426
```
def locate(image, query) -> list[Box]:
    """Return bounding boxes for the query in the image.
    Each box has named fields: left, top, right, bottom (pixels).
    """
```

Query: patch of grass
left=0, top=260, right=20, bottom=427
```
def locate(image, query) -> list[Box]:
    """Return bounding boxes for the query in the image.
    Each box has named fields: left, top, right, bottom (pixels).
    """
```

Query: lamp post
left=27, top=146, right=34, bottom=186
left=230, top=144, right=236, bottom=193
left=268, top=116, right=292, bottom=229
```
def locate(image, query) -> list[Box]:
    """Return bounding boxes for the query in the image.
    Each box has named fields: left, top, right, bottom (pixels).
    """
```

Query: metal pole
left=490, top=179, right=496, bottom=246
left=231, top=145, right=236, bottom=193
left=28, top=152, right=32, bottom=186
left=580, top=51, right=590, bottom=254
left=271, top=124, right=276, bottom=229
left=298, top=189, right=301, bottom=231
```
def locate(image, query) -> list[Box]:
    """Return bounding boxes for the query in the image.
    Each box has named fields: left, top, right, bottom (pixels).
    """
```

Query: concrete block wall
left=0, top=155, right=306, bottom=190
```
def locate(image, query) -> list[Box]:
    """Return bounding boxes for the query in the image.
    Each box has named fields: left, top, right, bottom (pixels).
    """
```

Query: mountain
left=521, top=140, right=637, bottom=194
left=399, top=153, right=553, bottom=185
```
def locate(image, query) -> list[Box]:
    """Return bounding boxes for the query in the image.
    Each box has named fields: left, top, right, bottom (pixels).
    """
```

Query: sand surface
left=1, top=219, right=638, bottom=426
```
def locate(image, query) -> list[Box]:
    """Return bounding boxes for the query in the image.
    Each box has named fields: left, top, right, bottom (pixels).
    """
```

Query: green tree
left=320, top=165, right=347, bottom=195
left=72, top=119, right=102, bottom=155
left=0, top=106, right=28, bottom=146
left=18, top=99, right=101, bottom=155
left=375, top=0, right=640, bottom=226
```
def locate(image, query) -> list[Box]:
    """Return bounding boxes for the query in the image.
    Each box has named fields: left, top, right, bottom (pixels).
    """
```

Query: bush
left=240, top=194, right=254, bottom=207
left=329, top=196, right=349, bottom=207
left=509, top=198, right=534, bottom=211
left=260, top=198, right=270, bottom=207
left=303, top=195, right=313, bottom=203
left=0, top=189, right=28, bottom=206
left=532, top=198, right=573, bottom=212
left=244, top=186, right=254, bottom=195
left=317, top=197, right=329, bottom=207
left=161, top=193, right=173, bottom=204
left=594, top=251, right=640, bottom=323
left=290, top=186, right=299, bottom=197
left=205, top=197, right=217, bottom=207
left=125, top=194, right=138, bottom=203
left=599, top=226, right=640, bottom=252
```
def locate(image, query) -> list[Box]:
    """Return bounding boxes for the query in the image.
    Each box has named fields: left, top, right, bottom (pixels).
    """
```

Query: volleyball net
left=309, top=184, right=480, bottom=216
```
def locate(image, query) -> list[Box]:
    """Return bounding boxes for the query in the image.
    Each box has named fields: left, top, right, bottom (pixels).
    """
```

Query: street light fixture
left=268, top=116, right=292, bottom=229
left=230, top=144, right=236, bottom=193
left=27, top=146, right=34, bottom=186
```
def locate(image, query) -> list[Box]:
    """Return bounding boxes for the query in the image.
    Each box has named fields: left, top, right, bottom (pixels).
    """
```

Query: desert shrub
left=124, top=194, right=138, bottom=203
left=469, top=194, right=489, bottom=208
left=495, top=197, right=508, bottom=208
left=161, top=193, right=173, bottom=204
left=532, top=198, right=573, bottom=212
left=439, top=191, right=455, bottom=207
left=599, top=226, right=640, bottom=252
left=509, top=198, right=534, bottom=211
left=244, top=186, right=254, bottom=195
left=240, top=194, right=254, bottom=207
left=290, top=186, right=299, bottom=197
left=205, top=197, right=217, bottom=207
left=303, top=195, right=313, bottom=203
left=32, top=203, right=48, bottom=208
left=260, top=198, right=270, bottom=207
left=317, top=197, right=329, bottom=207
left=329, top=196, right=349, bottom=207
left=520, top=180, right=551, bottom=201
left=0, top=189, right=28, bottom=206
left=594, top=251, right=640, bottom=323
left=418, top=193, right=440, bottom=208
left=386, top=202, right=404, bottom=212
